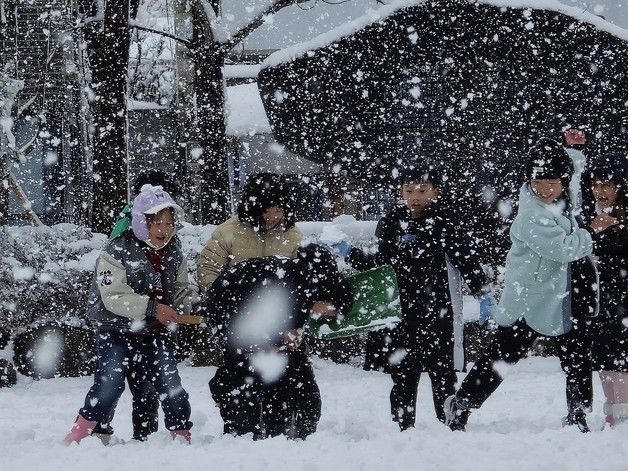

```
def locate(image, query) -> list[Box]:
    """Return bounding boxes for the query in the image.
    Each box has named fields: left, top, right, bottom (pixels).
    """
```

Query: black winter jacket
left=202, top=254, right=352, bottom=359
left=349, top=201, right=490, bottom=370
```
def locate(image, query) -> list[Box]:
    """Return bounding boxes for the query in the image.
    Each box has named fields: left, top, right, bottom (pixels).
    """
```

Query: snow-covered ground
left=2, top=356, right=627, bottom=471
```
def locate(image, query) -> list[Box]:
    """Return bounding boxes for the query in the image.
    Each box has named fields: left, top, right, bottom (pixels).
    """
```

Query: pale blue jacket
left=494, top=183, right=594, bottom=336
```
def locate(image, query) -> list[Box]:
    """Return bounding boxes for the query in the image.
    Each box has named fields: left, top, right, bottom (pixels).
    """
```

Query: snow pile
left=0, top=216, right=486, bottom=333
left=1, top=356, right=627, bottom=470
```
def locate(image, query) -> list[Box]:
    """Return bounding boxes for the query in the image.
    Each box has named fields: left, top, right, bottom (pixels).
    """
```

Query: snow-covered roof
left=128, top=100, right=168, bottom=111
left=223, top=64, right=262, bottom=79
left=262, top=0, right=628, bottom=69
left=225, top=82, right=271, bottom=136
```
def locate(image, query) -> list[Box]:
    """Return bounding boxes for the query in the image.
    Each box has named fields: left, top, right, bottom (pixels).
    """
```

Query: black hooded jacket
left=201, top=246, right=352, bottom=358
left=348, top=201, right=490, bottom=370
left=581, top=153, right=628, bottom=316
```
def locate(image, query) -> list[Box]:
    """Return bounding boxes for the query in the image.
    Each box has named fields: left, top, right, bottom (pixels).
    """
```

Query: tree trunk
left=0, top=0, right=18, bottom=225
left=89, top=0, right=131, bottom=233
left=191, top=1, right=230, bottom=225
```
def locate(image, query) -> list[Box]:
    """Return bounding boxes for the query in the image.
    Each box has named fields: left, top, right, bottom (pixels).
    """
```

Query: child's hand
left=310, top=301, right=336, bottom=318
left=590, top=213, right=618, bottom=233
left=282, top=328, right=304, bottom=351
left=156, top=303, right=179, bottom=325
left=478, top=293, right=498, bottom=324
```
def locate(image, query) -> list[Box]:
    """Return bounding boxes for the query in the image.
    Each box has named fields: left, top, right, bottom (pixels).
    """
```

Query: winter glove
left=478, top=293, right=498, bottom=324
left=330, top=240, right=351, bottom=258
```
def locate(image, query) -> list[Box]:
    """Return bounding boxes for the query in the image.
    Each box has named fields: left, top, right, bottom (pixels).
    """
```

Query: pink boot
left=170, top=429, right=191, bottom=444
left=64, top=415, right=97, bottom=445
left=604, top=413, right=616, bottom=429
left=600, top=371, right=628, bottom=429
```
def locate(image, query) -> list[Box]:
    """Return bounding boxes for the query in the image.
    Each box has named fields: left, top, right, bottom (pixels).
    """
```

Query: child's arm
left=173, top=258, right=201, bottom=315
left=515, top=212, right=593, bottom=263
left=441, top=223, right=491, bottom=296
left=593, top=223, right=628, bottom=256
left=96, top=252, right=156, bottom=320
left=344, top=218, right=390, bottom=271
left=197, top=226, right=231, bottom=293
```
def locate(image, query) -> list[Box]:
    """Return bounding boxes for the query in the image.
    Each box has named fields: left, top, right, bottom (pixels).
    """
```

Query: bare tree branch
left=17, top=130, right=38, bottom=156
left=131, top=23, right=192, bottom=48
left=217, top=0, right=296, bottom=54
left=8, top=172, right=43, bottom=226
left=16, top=94, right=37, bottom=118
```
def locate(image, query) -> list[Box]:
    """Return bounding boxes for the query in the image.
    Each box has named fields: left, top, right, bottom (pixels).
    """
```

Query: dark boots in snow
left=132, top=408, right=159, bottom=441
left=444, top=395, right=470, bottom=432
left=562, top=410, right=590, bottom=433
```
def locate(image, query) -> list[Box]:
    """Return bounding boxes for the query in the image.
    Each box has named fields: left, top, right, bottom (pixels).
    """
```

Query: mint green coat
left=494, top=184, right=594, bottom=336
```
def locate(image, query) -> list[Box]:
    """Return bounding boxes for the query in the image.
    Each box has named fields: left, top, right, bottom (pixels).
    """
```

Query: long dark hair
left=580, top=153, right=628, bottom=223
left=237, top=173, right=296, bottom=232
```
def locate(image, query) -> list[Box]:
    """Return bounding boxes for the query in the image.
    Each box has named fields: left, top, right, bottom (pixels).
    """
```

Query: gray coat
left=87, top=233, right=197, bottom=332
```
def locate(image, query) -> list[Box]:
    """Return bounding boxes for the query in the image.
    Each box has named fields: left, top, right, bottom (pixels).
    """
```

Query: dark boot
left=562, top=410, right=590, bottom=433
left=132, top=408, right=159, bottom=441
left=444, top=395, right=470, bottom=432
left=91, top=422, right=117, bottom=445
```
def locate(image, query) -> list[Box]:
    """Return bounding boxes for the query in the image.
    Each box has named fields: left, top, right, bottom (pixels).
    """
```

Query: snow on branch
left=130, top=20, right=192, bottom=48
left=262, top=0, right=628, bottom=69
left=0, top=69, right=24, bottom=152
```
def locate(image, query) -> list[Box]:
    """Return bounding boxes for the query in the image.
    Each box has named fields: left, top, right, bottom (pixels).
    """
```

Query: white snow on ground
left=1, top=356, right=627, bottom=470
left=3, top=222, right=624, bottom=468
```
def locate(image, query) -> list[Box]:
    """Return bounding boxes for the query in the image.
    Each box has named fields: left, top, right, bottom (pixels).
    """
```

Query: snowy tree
left=169, top=0, right=349, bottom=224
left=75, top=0, right=363, bottom=229
left=71, top=0, right=137, bottom=232
left=1, top=1, right=42, bottom=226
left=0, top=70, right=23, bottom=226
left=0, top=0, right=19, bottom=225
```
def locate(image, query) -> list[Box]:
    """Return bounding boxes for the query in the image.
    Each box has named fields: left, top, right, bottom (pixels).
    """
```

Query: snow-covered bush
left=0, top=225, right=105, bottom=379
left=0, top=224, right=106, bottom=331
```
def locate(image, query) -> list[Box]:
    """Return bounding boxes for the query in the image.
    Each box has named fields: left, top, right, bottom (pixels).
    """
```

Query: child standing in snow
left=91, top=170, right=180, bottom=443
left=581, top=152, right=628, bottom=427
left=445, top=137, right=616, bottom=433
left=64, top=185, right=197, bottom=445
left=202, top=244, right=352, bottom=439
left=348, top=164, right=494, bottom=429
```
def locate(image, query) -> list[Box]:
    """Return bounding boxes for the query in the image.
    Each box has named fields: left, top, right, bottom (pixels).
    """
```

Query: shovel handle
left=176, top=315, right=204, bottom=325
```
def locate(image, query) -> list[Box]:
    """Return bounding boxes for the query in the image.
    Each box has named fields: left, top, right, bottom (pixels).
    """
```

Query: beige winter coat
left=197, top=216, right=303, bottom=293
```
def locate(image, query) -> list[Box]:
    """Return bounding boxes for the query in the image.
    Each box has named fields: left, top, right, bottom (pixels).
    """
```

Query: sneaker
left=562, top=410, right=590, bottom=433
left=444, top=395, right=470, bottom=432
left=92, top=432, right=125, bottom=446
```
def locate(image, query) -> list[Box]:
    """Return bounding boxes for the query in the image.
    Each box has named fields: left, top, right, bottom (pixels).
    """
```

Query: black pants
left=210, top=351, right=321, bottom=440
left=456, top=317, right=592, bottom=413
left=390, top=349, right=458, bottom=426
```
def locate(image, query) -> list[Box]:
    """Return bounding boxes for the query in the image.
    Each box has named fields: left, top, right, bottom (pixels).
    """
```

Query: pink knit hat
left=131, top=184, right=183, bottom=243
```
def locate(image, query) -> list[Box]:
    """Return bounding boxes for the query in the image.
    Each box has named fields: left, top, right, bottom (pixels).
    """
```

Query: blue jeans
left=79, top=330, right=191, bottom=431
